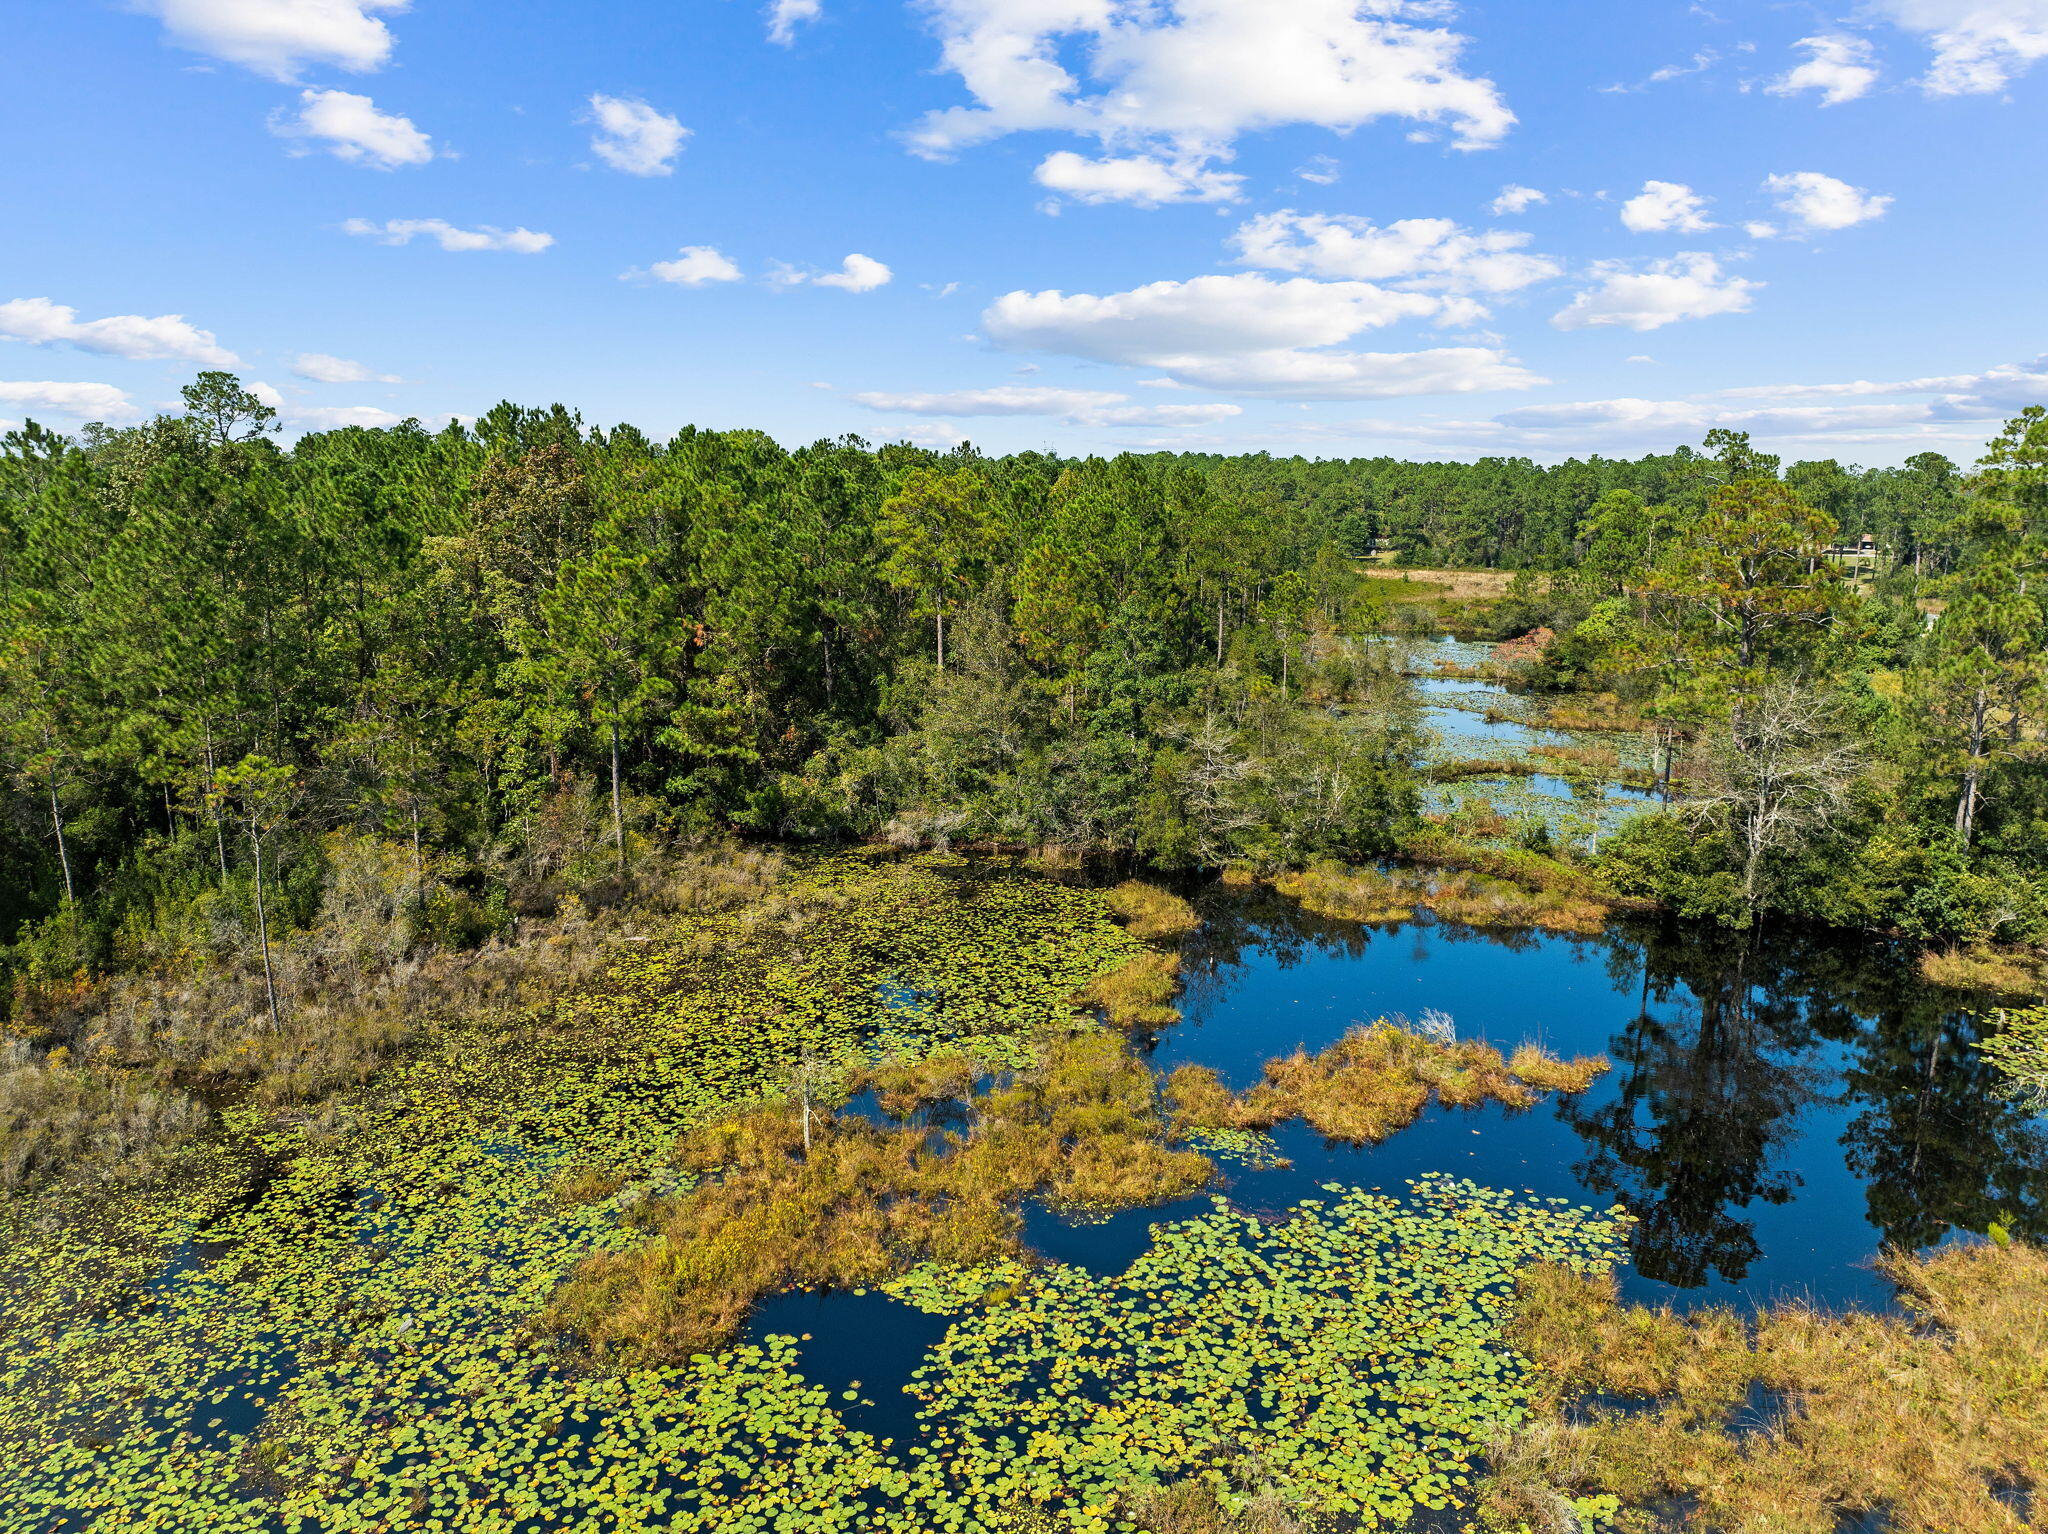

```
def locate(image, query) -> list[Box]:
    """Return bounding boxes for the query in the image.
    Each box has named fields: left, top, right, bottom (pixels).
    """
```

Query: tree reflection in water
left=1167, top=876, right=2048, bottom=1297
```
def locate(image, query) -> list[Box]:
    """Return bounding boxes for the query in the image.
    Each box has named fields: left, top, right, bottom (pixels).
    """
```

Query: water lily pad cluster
left=0, top=854, right=1628, bottom=1534
left=889, top=1177, right=1631, bottom=1531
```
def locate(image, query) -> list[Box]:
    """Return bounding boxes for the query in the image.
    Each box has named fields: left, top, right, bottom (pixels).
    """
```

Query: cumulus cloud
left=1762, top=171, right=1892, bottom=232
left=1619, top=180, right=1716, bottom=233
left=291, top=352, right=398, bottom=383
left=1034, top=151, right=1243, bottom=206
left=1716, top=356, right=2048, bottom=417
left=1489, top=184, right=1547, bottom=215
left=271, top=88, right=433, bottom=168
left=0, top=296, right=237, bottom=365
left=981, top=272, right=1544, bottom=399
left=766, top=0, right=823, bottom=44
left=1766, top=34, right=1880, bottom=105
left=0, top=380, right=137, bottom=421
left=135, top=0, right=408, bottom=80
left=586, top=95, right=689, bottom=177
left=341, top=218, right=554, bottom=252
left=775, top=253, right=893, bottom=292
left=637, top=246, right=745, bottom=286
left=1551, top=253, right=1759, bottom=331
left=850, top=384, right=1241, bottom=427
left=904, top=0, right=1514, bottom=200
left=289, top=403, right=413, bottom=430
left=1864, top=0, right=2048, bottom=93
left=1230, top=210, right=1560, bottom=296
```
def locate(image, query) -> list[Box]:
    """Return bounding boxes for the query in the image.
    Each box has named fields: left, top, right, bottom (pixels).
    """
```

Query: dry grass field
left=1359, top=566, right=1518, bottom=601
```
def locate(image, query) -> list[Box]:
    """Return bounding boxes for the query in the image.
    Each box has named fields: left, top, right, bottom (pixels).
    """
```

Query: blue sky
left=5, top=0, right=2046, bottom=465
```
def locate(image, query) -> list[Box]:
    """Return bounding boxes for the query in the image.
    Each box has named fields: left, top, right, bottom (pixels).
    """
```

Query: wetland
left=3, top=852, right=2039, bottom=1534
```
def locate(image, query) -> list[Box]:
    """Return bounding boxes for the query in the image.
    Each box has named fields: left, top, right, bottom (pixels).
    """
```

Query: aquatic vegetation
left=899, top=1178, right=1632, bottom=1531
left=1167, top=1020, right=1608, bottom=1145
left=1482, top=1239, right=2048, bottom=1534
left=1081, top=950, right=1185, bottom=1029
left=554, top=1028, right=1211, bottom=1363
left=1982, top=1004, right=2048, bottom=1110
left=1271, top=864, right=1416, bottom=924
left=1271, top=856, right=1625, bottom=938
left=1103, top=882, right=1201, bottom=942
left=1922, top=944, right=2043, bottom=1000
left=0, top=854, right=1165, bottom=1533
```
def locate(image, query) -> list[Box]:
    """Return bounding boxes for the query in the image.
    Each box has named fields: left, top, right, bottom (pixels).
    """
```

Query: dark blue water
left=755, top=878, right=2048, bottom=1416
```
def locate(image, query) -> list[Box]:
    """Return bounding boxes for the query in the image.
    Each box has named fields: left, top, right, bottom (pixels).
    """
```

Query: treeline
left=1172, top=433, right=1970, bottom=571
left=0, top=374, right=1415, bottom=1022
left=1488, top=416, right=2048, bottom=947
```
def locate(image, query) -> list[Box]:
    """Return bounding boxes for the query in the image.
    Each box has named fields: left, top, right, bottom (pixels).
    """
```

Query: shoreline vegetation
left=4, top=386, right=2048, bottom=1530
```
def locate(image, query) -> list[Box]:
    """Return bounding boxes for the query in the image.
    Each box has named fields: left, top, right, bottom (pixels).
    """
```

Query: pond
left=749, top=871, right=2047, bottom=1449
left=9, top=856, right=2043, bottom=1531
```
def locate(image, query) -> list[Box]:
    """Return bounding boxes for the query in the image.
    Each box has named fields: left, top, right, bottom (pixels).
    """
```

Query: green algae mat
left=0, top=854, right=1629, bottom=1533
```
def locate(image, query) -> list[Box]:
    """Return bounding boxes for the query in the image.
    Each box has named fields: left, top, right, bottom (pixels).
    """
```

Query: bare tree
left=1683, top=683, right=1866, bottom=912
left=787, top=1046, right=837, bottom=1157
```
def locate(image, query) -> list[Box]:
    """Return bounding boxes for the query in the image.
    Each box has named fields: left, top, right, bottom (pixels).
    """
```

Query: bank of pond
left=0, top=852, right=2041, bottom=1534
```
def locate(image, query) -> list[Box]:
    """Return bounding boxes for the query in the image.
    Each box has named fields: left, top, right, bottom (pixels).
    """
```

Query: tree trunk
left=936, top=607, right=946, bottom=674
left=609, top=720, right=626, bottom=875
left=204, top=718, right=228, bottom=880
left=1955, top=689, right=1988, bottom=842
left=410, top=800, right=425, bottom=903
left=1216, top=592, right=1225, bottom=665
left=802, top=1090, right=812, bottom=1156
left=249, top=814, right=281, bottom=1033
left=46, top=757, right=73, bottom=903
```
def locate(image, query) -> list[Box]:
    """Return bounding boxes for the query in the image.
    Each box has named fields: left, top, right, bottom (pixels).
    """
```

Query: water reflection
left=1162, top=882, right=2048, bottom=1309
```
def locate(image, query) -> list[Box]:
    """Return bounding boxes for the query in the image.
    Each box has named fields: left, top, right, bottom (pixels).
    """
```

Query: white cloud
left=1766, top=34, right=1880, bottom=105
left=585, top=95, right=689, bottom=177
left=1034, top=151, right=1243, bottom=206
left=639, top=246, right=744, bottom=286
left=341, top=218, right=554, bottom=252
left=1619, top=180, right=1716, bottom=233
left=905, top=0, right=1513, bottom=200
left=766, top=0, right=822, bottom=45
left=790, top=252, right=888, bottom=290
left=1297, top=155, right=1341, bottom=185
left=1625, top=354, right=1657, bottom=364
left=1864, top=0, right=2048, bottom=93
left=291, top=351, right=398, bottom=382
left=1762, top=170, right=1892, bottom=232
left=0, top=296, right=237, bottom=365
left=1716, top=355, right=2048, bottom=416
left=135, top=0, right=408, bottom=80
left=271, top=88, right=433, bottom=168
left=982, top=272, right=1544, bottom=399
left=1230, top=210, right=1560, bottom=295
left=1246, top=355, right=2048, bottom=460
left=288, top=403, right=412, bottom=430
left=850, top=383, right=1241, bottom=426
left=0, top=380, right=137, bottom=421
left=1551, top=253, right=1760, bottom=331
left=1489, top=183, right=1547, bottom=215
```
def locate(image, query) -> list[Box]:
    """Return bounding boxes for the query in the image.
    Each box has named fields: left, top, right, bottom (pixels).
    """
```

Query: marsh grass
left=1920, top=944, right=2043, bottom=999
left=550, top=1029, right=1210, bottom=1362
left=1274, top=857, right=1620, bottom=937
left=1483, top=1240, right=2048, bottom=1534
left=0, top=837, right=786, bottom=1193
left=1080, top=949, right=1184, bottom=1028
left=1166, top=1019, right=1608, bottom=1145
left=1105, top=881, right=1201, bottom=941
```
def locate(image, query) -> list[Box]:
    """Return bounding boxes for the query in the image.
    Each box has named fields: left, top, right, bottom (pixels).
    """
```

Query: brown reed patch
left=1483, top=1239, right=2048, bottom=1534
left=1105, top=882, right=1201, bottom=941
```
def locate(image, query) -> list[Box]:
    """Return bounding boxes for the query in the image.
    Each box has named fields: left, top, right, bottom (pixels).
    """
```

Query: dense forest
left=2, top=373, right=2045, bottom=1184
